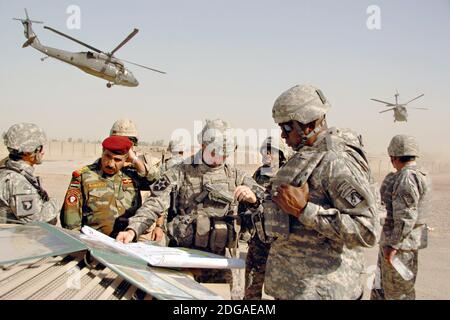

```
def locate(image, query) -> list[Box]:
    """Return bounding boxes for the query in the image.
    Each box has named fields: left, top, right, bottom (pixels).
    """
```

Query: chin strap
left=293, top=125, right=323, bottom=151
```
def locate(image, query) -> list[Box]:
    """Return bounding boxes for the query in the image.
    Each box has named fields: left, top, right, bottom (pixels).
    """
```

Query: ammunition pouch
left=251, top=210, right=275, bottom=244
left=168, top=214, right=195, bottom=247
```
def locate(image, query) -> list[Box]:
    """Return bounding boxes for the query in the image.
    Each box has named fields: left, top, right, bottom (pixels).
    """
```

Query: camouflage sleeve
left=139, top=153, right=161, bottom=183
left=386, top=170, right=421, bottom=249
left=1, top=173, right=59, bottom=224
left=127, top=165, right=181, bottom=238
left=60, top=174, right=84, bottom=230
left=298, top=154, right=379, bottom=248
left=236, top=169, right=265, bottom=207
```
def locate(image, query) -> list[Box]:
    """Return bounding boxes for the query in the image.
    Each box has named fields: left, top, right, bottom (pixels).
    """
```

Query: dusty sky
left=0, top=0, right=449, bottom=157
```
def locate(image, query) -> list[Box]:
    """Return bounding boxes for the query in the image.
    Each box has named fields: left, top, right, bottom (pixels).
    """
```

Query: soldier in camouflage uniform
left=263, top=84, right=380, bottom=299
left=117, top=119, right=265, bottom=299
left=161, top=137, right=186, bottom=173
left=60, top=136, right=153, bottom=238
left=370, top=135, right=430, bottom=300
left=244, top=136, right=291, bottom=300
left=110, top=118, right=166, bottom=244
left=0, top=123, right=58, bottom=224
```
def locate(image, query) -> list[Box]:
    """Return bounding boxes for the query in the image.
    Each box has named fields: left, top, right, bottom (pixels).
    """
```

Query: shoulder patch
left=152, top=176, right=170, bottom=192
left=65, top=188, right=81, bottom=206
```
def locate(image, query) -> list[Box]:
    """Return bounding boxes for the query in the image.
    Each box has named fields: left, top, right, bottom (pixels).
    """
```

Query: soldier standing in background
left=0, top=123, right=58, bottom=224
left=263, top=84, right=380, bottom=299
left=244, top=136, right=291, bottom=300
left=117, top=119, right=265, bottom=299
left=161, top=137, right=186, bottom=172
left=371, top=135, right=430, bottom=300
left=110, top=118, right=161, bottom=182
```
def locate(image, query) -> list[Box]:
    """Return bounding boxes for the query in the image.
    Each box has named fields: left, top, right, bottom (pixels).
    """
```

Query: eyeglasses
left=35, top=145, right=44, bottom=153
left=279, top=122, right=294, bottom=134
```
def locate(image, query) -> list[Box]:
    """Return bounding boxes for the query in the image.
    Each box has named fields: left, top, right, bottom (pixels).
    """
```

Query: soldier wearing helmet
left=0, top=123, right=58, bottom=224
left=263, top=84, right=380, bottom=299
left=371, top=135, right=430, bottom=300
left=161, top=137, right=186, bottom=173
left=243, top=136, right=291, bottom=300
left=110, top=119, right=161, bottom=183
left=117, top=119, right=265, bottom=299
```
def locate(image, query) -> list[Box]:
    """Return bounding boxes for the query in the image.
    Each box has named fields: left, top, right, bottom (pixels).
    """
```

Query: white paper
left=81, top=226, right=244, bottom=269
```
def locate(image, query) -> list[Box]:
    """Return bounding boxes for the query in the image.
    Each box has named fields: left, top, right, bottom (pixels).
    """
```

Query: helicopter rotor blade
left=25, top=8, right=29, bottom=20
left=404, top=93, right=424, bottom=105
left=409, top=107, right=429, bottom=110
left=120, top=58, right=166, bottom=74
left=110, top=28, right=139, bottom=56
left=44, top=26, right=103, bottom=54
left=370, top=98, right=395, bottom=106
left=379, top=108, right=395, bottom=114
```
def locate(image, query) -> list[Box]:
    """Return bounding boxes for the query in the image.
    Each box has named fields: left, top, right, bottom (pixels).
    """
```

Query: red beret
left=102, top=136, right=132, bottom=155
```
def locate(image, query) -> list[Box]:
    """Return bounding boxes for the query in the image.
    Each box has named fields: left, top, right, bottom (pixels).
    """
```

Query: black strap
left=0, top=166, right=49, bottom=201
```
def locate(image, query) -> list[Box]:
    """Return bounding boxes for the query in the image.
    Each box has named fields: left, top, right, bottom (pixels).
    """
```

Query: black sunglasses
left=280, top=122, right=294, bottom=134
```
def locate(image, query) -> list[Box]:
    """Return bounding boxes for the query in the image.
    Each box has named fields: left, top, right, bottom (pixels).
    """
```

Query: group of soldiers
left=0, top=84, right=430, bottom=300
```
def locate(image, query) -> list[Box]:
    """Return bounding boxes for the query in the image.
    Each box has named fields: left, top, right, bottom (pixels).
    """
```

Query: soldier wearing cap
left=110, top=119, right=161, bottom=182
left=60, top=136, right=153, bottom=238
left=263, top=84, right=380, bottom=299
left=161, top=137, right=186, bottom=173
left=0, top=123, right=59, bottom=224
left=117, top=119, right=265, bottom=299
left=243, top=136, right=291, bottom=300
left=371, top=135, right=430, bottom=300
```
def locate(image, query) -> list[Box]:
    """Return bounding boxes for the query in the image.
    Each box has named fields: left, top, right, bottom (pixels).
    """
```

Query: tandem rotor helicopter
left=371, top=91, right=429, bottom=122
left=13, top=9, right=166, bottom=88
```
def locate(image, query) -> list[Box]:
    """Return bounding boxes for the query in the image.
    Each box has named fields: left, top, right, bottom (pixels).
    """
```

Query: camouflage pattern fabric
left=133, top=148, right=161, bottom=183
left=243, top=164, right=276, bottom=300
left=127, top=151, right=265, bottom=299
left=371, top=164, right=430, bottom=300
left=371, top=249, right=419, bottom=300
left=264, top=127, right=380, bottom=300
left=60, top=159, right=152, bottom=237
left=272, top=84, right=331, bottom=125
left=3, top=123, right=47, bottom=153
left=0, top=159, right=58, bottom=224
left=161, top=154, right=185, bottom=173
left=387, top=135, right=419, bottom=157
left=245, top=235, right=271, bottom=300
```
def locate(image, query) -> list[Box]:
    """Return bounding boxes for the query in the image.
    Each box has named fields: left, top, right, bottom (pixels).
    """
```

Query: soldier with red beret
left=60, top=136, right=154, bottom=237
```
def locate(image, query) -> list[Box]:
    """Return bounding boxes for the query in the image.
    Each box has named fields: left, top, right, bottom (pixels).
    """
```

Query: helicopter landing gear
left=106, top=82, right=113, bottom=88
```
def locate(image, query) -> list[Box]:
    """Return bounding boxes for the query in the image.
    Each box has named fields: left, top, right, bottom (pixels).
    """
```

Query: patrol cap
left=3, top=123, right=47, bottom=153
left=388, top=134, right=419, bottom=157
left=102, top=136, right=133, bottom=155
left=272, top=84, right=331, bottom=124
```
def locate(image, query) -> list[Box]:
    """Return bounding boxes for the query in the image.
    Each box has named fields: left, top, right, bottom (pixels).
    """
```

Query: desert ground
left=5, top=150, right=449, bottom=300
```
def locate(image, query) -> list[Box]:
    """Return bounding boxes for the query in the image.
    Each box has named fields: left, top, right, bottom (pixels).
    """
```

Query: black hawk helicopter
left=371, top=91, right=429, bottom=122
left=14, top=9, right=165, bottom=88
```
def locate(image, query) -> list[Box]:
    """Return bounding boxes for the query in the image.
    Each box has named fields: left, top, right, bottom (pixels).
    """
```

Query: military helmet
left=3, top=123, right=47, bottom=153
left=260, top=136, right=291, bottom=158
left=168, top=137, right=185, bottom=153
left=272, top=84, right=331, bottom=124
left=198, top=119, right=234, bottom=156
left=388, top=134, right=419, bottom=157
left=110, top=119, right=138, bottom=138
